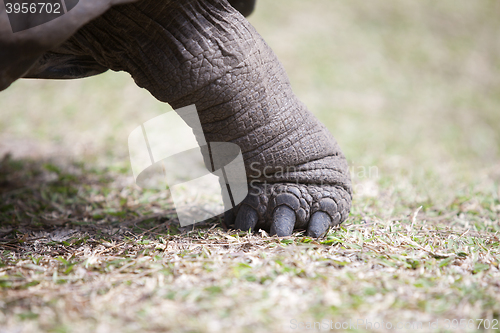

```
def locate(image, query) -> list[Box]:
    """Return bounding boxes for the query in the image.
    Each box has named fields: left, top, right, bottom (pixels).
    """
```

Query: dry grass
left=1, top=0, right=500, bottom=332
left=0, top=158, right=499, bottom=332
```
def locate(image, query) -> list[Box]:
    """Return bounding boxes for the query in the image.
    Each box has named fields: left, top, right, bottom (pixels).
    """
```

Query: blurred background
left=0, top=0, right=499, bottom=218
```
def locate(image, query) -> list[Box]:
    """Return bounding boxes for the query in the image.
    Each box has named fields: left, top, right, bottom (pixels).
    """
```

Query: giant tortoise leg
left=41, top=0, right=352, bottom=237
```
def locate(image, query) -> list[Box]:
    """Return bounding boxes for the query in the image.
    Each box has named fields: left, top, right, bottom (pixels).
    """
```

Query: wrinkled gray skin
left=0, top=0, right=352, bottom=237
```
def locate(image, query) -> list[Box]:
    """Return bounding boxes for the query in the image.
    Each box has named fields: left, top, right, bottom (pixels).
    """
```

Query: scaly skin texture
left=0, top=0, right=140, bottom=90
left=50, top=0, right=352, bottom=236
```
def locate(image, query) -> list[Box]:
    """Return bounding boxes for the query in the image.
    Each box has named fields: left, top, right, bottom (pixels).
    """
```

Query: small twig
left=0, top=243, right=23, bottom=251
left=410, top=206, right=422, bottom=233
left=95, top=242, right=126, bottom=256
left=457, top=229, right=470, bottom=239
left=401, top=235, right=454, bottom=259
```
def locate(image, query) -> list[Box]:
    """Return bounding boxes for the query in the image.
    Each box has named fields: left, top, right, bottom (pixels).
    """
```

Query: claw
left=235, top=205, right=258, bottom=232
left=224, top=208, right=235, bottom=227
left=270, top=205, right=296, bottom=237
left=307, top=211, right=331, bottom=238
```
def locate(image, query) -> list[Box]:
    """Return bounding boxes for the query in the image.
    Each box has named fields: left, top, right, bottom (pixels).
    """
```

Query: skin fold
left=2, top=0, right=352, bottom=237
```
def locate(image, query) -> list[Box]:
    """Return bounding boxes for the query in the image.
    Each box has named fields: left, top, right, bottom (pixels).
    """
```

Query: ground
left=0, top=0, right=499, bottom=332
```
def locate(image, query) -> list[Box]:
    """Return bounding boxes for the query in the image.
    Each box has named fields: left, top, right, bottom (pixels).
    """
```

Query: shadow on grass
left=0, top=154, right=224, bottom=254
